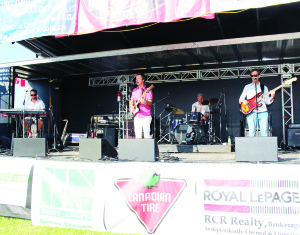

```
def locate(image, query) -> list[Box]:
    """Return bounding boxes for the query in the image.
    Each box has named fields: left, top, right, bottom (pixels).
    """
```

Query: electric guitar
left=240, top=77, right=297, bottom=115
left=130, top=85, right=154, bottom=117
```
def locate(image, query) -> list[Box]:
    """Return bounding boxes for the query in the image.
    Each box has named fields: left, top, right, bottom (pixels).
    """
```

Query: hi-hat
left=202, top=98, right=218, bottom=105
left=165, top=107, right=185, bottom=115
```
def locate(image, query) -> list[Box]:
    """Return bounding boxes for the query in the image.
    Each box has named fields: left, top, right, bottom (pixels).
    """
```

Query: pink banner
left=73, top=0, right=214, bottom=35
left=204, top=204, right=250, bottom=213
left=204, top=179, right=250, bottom=187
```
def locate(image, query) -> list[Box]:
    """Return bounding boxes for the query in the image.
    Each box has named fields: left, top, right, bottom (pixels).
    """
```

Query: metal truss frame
left=280, top=64, right=296, bottom=147
left=89, top=64, right=285, bottom=86
left=107, top=63, right=299, bottom=142
left=118, top=84, right=129, bottom=139
left=90, top=75, right=135, bottom=87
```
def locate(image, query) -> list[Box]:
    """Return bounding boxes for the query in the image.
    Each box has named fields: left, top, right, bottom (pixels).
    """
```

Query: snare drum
left=172, top=119, right=183, bottom=131
left=200, top=118, right=207, bottom=126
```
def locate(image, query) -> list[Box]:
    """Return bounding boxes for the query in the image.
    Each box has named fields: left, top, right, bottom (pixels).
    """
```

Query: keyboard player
left=24, top=89, right=45, bottom=138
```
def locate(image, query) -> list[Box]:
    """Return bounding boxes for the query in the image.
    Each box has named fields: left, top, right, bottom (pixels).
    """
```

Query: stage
left=1, top=143, right=299, bottom=164
left=1, top=142, right=300, bottom=235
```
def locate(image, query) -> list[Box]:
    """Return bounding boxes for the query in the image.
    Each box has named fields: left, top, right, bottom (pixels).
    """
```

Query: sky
left=0, top=42, right=36, bottom=64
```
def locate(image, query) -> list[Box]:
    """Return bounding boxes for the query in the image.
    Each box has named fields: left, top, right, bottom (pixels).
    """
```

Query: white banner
left=0, top=157, right=34, bottom=207
left=196, top=164, right=300, bottom=235
left=31, top=161, right=300, bottom=235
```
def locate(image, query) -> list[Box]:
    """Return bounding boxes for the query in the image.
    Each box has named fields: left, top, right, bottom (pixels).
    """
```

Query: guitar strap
left=139, top=87, right=145, bottom=101
left=260, top=83, right=265, bottom=94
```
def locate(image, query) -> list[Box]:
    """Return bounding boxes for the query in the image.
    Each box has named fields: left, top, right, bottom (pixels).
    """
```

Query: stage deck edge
left=158, top=143, right=231, bottom=153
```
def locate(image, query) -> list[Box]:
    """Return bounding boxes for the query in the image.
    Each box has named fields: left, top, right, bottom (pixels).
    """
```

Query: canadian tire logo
left=115, top=173, right=186, bottom=233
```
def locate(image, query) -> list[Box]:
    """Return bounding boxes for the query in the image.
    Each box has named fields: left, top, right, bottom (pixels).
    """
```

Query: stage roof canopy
left=2, top=2, right=300, bottom=82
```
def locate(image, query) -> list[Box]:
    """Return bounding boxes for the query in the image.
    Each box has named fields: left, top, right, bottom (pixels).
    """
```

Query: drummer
left=191, top=93, right=209, bottom=121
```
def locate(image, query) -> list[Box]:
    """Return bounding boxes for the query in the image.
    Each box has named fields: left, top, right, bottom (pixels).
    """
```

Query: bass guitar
left=240, top=77, right=297, bottom=115
left=130, top=85, right=154, bottom=117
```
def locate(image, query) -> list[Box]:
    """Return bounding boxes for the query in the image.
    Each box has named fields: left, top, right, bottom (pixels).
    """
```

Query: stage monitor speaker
left=235, top=137, right=278, bottom=162
left=118, top=139, right=158, bottom=162
left=79, top=138, right=117, bottom=160
left=287, top=124, right=300, bottom=147
left=13, top=138, right=47, bottom=157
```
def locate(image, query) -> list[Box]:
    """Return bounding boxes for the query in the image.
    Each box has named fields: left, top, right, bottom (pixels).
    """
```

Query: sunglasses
left=31, top=94, right=37, bottom=96
left=250, top=74, right=259, bottom=77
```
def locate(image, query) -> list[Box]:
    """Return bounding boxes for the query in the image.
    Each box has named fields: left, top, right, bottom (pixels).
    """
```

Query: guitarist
left=130, top=73, right=153, bottom=138
left=239, top=69, right=275, bottom=137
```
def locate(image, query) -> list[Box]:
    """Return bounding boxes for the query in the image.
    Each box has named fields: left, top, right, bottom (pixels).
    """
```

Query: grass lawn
left=0, top=216, right=139, bottom=235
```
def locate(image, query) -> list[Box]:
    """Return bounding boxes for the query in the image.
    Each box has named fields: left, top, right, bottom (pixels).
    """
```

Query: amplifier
left=124, top=120, right=135, bottom=138
left=287, top=124, right=300, bottom=147
left=288, top=123, right=300, bottom=129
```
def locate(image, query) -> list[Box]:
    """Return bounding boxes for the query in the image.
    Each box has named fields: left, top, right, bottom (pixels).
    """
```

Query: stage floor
left=2, top=144, right=300, bottom=164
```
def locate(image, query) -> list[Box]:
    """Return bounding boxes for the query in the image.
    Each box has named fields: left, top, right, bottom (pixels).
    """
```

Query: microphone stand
left=215, top=90, right=223, bottom=142
left=153, top=95, right=169, bottom=141
left=22, top=91, right=28, bottom=138
left=223, top=89, right=229, bottom=141
left=254, top=79, right=259, bottom=137
left=48, top=106, right=59, bottom=152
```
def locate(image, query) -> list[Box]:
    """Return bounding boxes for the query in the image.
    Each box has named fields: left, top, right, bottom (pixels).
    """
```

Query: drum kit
left=157, top=98, right=221, bottom=145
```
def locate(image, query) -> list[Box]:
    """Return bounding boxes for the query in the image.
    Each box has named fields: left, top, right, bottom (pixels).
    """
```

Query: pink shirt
left=131, top=85, right=153, bottom=118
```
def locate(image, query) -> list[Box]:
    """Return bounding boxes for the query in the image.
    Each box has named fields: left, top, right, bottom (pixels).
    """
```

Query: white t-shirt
left=191, top=101, right=209, bottom=116
left=25, top=99, right=45, bottom=110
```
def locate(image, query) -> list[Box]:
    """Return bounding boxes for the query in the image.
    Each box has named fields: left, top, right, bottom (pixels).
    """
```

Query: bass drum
left=174, top=123, right=203, bottom=144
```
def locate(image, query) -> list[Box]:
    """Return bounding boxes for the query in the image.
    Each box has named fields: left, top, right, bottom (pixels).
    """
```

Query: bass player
left=239, top=69, right=275, bottom=137
left=130, top=73, right=153, bottom=138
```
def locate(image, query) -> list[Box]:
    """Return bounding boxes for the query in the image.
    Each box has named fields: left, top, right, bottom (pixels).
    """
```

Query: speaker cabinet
left=96, top=127, right=117, bottom=147
left=287, top=124, right=300, bottom=147
left=124, top=120, right=135, bottom=139
left=79, top=138, right=117, bottom=160
left=118, top=139, right=158, bottom=162
left=235, top=137, right=278, bottom=162
left=13, top=138, right=47, bottom=157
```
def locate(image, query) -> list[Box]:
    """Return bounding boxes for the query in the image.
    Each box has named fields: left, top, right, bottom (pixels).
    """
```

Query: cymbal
left=202, top=98, right=218, bottom=105
left=165, top=107, right=185, bottom=115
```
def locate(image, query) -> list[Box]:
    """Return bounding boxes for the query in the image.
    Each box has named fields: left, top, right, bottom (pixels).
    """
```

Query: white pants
left=134, top=116, right=152, bottom=138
